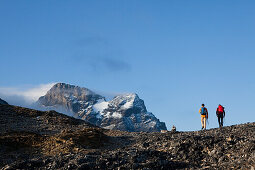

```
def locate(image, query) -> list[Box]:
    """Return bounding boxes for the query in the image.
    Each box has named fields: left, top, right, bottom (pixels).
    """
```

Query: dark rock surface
left=0, top=104, right=254, bottom=169
left=37, top=83, right=166, bottom=132
left=0, top=98, right=8, bottom=105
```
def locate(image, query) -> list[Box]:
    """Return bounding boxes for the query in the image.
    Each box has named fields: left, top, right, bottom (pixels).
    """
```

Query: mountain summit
left=37, top=83, right=166, bottom=132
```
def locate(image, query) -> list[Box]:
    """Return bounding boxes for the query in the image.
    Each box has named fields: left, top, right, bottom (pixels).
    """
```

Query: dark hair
left=202, top=104, right=205, bottom=106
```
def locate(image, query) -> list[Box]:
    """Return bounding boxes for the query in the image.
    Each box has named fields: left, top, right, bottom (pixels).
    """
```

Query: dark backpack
left=201, top=107, right=207, bottom=115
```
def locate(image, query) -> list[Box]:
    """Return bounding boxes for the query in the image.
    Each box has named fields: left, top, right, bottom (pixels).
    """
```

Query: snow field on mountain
left=93, top=99, right=109, bottom=113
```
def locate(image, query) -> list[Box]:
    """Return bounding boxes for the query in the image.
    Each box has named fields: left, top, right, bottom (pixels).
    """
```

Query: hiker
left=216, top=104, right=225, bottom=128
left=199, top=104, right=208, bottom=130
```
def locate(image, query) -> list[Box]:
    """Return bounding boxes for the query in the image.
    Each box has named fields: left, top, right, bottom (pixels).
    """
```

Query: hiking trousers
left=201, top=116, right=206, bottom=129
left=218, top=114, right=224, bottom=127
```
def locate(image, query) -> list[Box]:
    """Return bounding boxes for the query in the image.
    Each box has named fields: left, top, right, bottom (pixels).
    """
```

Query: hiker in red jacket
left=216, top=104, right=225, bottom=128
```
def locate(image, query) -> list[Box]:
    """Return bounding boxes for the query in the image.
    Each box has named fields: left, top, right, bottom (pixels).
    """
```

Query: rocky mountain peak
left=44, top=82, right=103, bottom=103
left=38, top=83, right=104, bottom=115
left=109, top=93, right=146, bottom=112
left=37, top=83, right=166, bottom=132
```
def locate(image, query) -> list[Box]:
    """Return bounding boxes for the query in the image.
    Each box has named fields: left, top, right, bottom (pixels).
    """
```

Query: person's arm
left=216, top=108, right=218, bottom=116
left=199, top=108, right=201, bottom=114
left=223, top=110, right=225, bottom=117
left=206, top=108, right=208, bottom=118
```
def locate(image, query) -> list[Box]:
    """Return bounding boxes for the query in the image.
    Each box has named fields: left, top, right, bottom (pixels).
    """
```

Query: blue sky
left=1, top=1, right=255, bottom=131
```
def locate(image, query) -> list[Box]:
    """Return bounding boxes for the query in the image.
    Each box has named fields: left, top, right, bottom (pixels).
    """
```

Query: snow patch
left=103, top=124, right=115, bottom=130
left=118, top=93, right=137, bottom=109
left=93, top=99, right=109, bottom=113
left=104, top=112, right=111, bottom=118
left=112, top=112, right=122, bottom=118
left=122, top=100, right=133, bottom=109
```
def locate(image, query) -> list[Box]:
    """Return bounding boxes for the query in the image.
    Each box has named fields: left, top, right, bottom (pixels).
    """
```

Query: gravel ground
left=0, top=104, right=254, bottom=169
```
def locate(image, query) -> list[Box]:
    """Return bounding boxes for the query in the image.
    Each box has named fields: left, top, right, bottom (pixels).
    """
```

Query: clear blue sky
left=1, top=1, right=255, bottom=131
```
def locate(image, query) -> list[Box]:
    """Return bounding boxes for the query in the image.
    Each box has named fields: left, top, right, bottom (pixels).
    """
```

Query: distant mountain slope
left=0, top=98, right=8, bottom=105
left=37, top=83, right=166, bottom=132
left=0, top=104, right=95, bottom=136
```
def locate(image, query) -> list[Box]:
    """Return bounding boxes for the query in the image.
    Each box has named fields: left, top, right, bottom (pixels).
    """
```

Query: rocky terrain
left=37, top=83, right=166, bottom=132
left=0, top=104, right=254, bottom=169
left=0, top=98, right=8, bottom=105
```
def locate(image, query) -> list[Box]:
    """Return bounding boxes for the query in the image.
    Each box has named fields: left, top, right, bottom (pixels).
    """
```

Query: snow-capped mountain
left=37, top=83, right=166, bottom=132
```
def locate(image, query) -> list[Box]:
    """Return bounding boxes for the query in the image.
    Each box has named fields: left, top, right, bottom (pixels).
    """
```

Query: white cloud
left=0, top=83, right=56, bottom=105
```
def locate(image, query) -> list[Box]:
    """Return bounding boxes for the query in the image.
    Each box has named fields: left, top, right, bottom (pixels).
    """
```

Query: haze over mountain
left=37, top=83, right=167, bottom=132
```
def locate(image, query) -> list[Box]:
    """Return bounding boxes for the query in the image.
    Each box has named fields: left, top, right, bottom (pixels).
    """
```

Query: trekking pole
left=207, top=118, right=209, bottom=127
left=223, top=108, right=226, bottom=126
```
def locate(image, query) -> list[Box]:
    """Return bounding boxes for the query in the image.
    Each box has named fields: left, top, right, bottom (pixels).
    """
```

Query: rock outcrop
left=0, top=98, right=8, bottom=105
left=37, top=83, right=166, bottom=132
left=0, top=104, right=254, bottom=169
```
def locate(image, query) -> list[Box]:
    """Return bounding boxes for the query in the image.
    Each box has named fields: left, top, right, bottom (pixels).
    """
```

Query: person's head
left=202, top=104, right=205, bottom=107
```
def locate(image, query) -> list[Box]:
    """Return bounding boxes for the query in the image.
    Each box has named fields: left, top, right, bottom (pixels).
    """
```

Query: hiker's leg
left=201, top=117, right=204, bottom=129
left=203, top=117, right=206, bottom=129
left=218, top=116, right=221, bottom=127
left=221, top=116, right=223, bottom=127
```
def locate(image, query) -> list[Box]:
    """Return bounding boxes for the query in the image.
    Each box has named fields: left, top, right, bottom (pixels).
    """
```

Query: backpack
left=218, top=105, right=224, bottom=113
left=201, top=107, right=207, bottom=115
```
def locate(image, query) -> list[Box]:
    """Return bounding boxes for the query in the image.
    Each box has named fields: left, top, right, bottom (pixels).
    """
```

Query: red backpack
left=218, top=105, right=224, bottom=113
